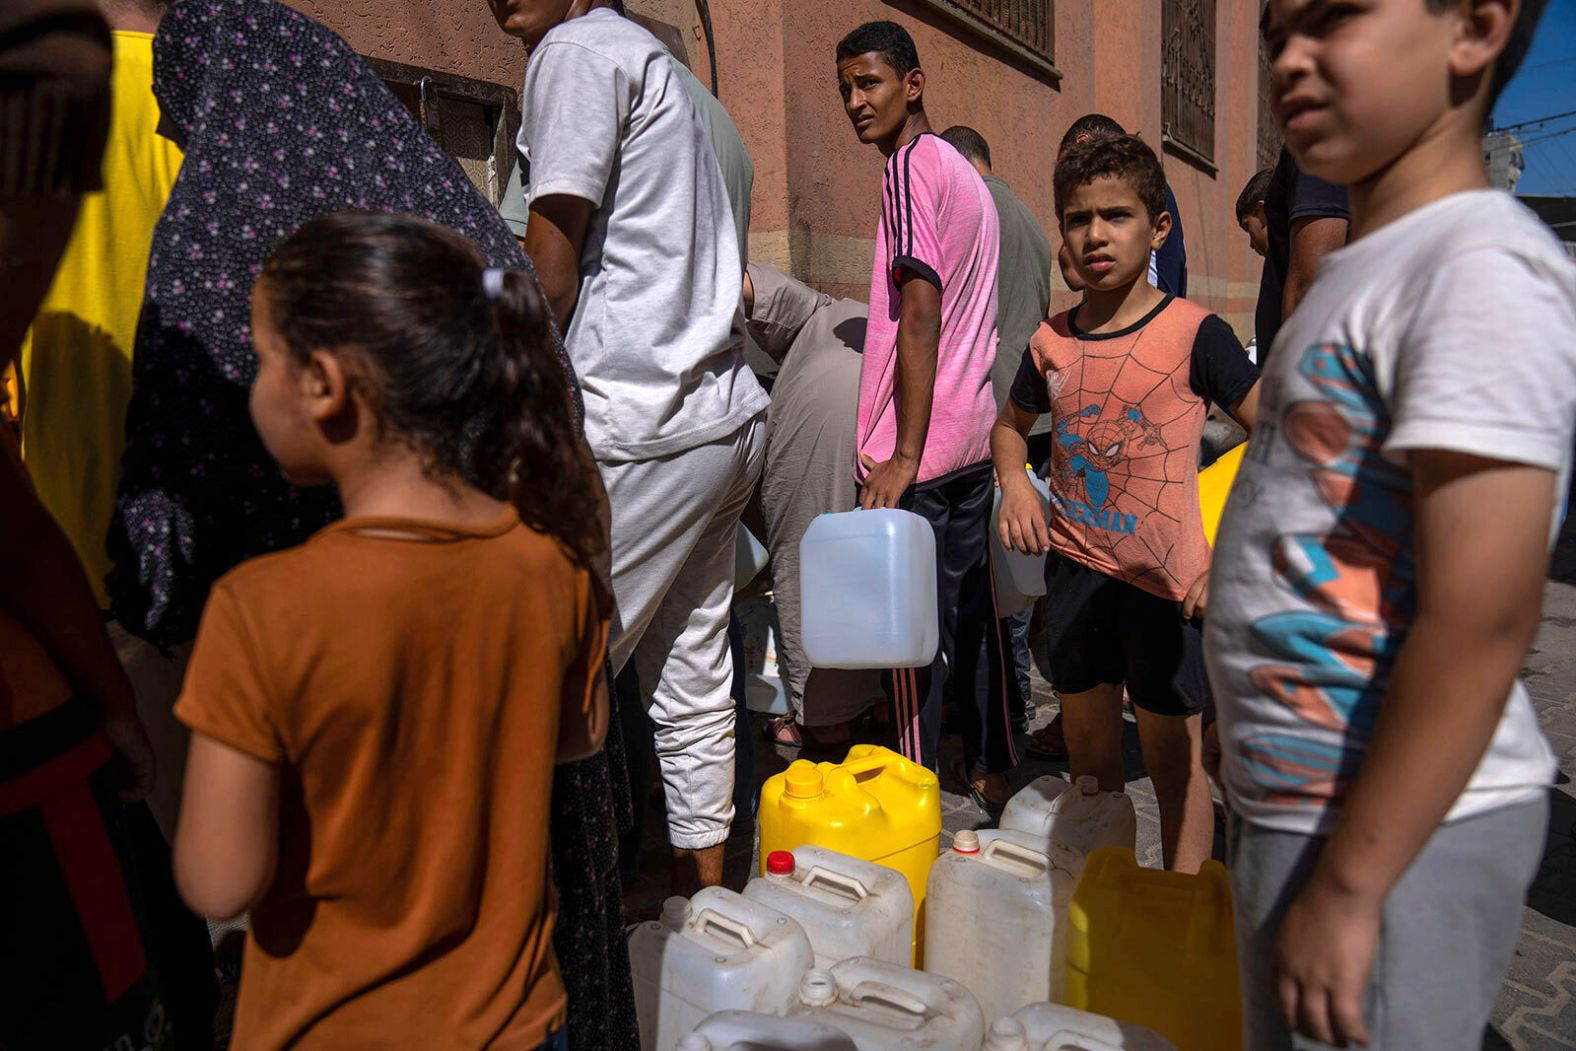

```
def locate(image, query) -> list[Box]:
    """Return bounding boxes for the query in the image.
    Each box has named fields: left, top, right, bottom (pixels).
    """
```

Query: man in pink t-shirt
left=836, top=20, right=1014, bottom=801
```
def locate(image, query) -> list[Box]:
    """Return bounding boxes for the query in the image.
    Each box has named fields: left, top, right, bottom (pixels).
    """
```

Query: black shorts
left=1040, top=552, right=1210, bottom=717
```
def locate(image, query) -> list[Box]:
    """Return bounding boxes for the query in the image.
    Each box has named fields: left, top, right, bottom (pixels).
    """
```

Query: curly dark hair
left=836, top=20, right=919, bottom=77
left=1058, top=112, right=1126, bottom=154
left=1053, top=133, right=1168, bottom=225
left=258, top=210, right=606, bottom=581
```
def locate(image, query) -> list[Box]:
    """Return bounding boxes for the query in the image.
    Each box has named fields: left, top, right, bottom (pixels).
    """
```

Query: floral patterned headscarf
left=109, top=0, right=577, bottom=646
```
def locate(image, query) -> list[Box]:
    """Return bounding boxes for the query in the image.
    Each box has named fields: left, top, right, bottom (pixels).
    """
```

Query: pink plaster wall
left=285, top=1, right=525, bottom=87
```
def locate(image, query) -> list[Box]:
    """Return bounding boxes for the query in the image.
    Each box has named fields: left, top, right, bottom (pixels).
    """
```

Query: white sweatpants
left=602, top=413, right=766, bottom=850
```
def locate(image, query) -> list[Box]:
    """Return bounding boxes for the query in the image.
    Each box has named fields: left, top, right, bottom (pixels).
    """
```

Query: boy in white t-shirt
left=1205, top=0, right=1570, bottom=1048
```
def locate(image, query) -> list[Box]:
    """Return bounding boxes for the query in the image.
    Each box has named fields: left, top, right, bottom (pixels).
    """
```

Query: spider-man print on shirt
left=1054, top=402, right=1165, bottom=534
left=1012, top=296, right=1257, bottom=603
left=1235, top=341, right=1415, bottom=807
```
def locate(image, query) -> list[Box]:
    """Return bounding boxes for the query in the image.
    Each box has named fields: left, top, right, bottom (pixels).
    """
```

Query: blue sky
left=1490, top=0, right=1576, bottom=195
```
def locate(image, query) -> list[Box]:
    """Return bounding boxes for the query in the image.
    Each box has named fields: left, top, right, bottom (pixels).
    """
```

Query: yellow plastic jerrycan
left=1198, top=442, right=1245, bottom=547
left=1065, top=847, right=1242, bottom=1051
left=758, top=745, right=941, bottom=965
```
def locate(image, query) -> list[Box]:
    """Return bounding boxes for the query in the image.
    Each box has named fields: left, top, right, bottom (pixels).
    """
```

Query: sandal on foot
left=763, top=714, right=805, bottom=750
left=951, top=760, right=1009, bottom=815
left=1025, top=712, right=1068, bottom=762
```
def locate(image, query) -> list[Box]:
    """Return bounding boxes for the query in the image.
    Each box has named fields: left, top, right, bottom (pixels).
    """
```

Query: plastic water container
left=1065, top=848, right=1241, bottom=1051
left=680, top=1011, right=858, bottom=1051
left=745, top=847, right=915, bottom=970
left=799, top=509, right=937, bottom=669
left=983, top=1004, right=1177, bottom=1051
left=737, top=593, right=790, bottom=716
left=991, top=468, right=1051, bottom=616
left=1197, top=443, right=1244, bottom=548
left=998, top=776, right=1138, bottom=876
left=629, top=888, right=817, bottom=1051
left=924, top=830, right=1079, bottom=1021
left=737, top=524, right=770, bottom=590
left=759, top=746, right=942, bottom=965
left=788, top=958, right=986, bottom=1051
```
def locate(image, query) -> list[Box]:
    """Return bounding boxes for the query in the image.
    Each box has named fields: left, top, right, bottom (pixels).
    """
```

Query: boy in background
left=835, top=21, right=1016, bottom=804
left=1236, top=167, right=1274, bottom=258
left=1206, top=0, right=1567, bottom=1046
left=995, top=135, right=1259, bottom=871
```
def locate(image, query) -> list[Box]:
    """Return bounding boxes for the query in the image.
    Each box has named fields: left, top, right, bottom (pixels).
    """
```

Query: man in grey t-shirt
left=939, top=125, right=1050, bottom=728
left=490, top=0, right=769, bottom=892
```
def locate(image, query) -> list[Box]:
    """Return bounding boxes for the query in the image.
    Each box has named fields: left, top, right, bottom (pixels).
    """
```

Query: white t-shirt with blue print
left=1205, top=190, right=1572, bottom=834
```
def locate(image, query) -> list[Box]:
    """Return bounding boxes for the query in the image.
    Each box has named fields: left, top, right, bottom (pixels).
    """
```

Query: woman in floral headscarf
left=111, top=2, right=635, bottom=1046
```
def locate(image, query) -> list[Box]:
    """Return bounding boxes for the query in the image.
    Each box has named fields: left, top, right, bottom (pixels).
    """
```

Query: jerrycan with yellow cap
left=758, top=745, right=941, bottom=965
left=1065, top=847, right=1241, bottom=1051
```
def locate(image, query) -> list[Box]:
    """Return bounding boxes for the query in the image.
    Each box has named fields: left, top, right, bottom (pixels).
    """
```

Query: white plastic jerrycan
left=788, top=958, right=986, bottom=1051
left=799, top=509, right=937, bottom=669
left=736, top=524, right=770, bottom=591
left=629, top=888, right=816, bottom=1051
left=744, top=847, right=915, bottom=970
left=984, top=1004, right=1177, bottom=1051
left=681, top=1011, right=858, bottom=1051
left=991, top=468, right=1051, bottom=616
left=999, top=776, right=1137, bottom=874
left=923, top=830, right=1079, bottom=1021
left=680, top=1011, right=859, bottom=1051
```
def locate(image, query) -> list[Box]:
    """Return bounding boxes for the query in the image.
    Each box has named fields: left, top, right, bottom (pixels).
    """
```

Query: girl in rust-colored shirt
left=171, top=211, right=609, bottom=1051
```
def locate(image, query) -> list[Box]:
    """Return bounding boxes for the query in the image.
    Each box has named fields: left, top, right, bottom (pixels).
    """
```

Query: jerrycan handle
left=803, top=866, right=870, bottom=901
left=849, top=980, right=929, bottom=1016
left=1048, top=1033, right=1124, bottom=1051
left=837, top=752, right=894, bottom=782
left=982, top=837, right=1050, bottom=876
left=694, top=908, right=757, bottom=950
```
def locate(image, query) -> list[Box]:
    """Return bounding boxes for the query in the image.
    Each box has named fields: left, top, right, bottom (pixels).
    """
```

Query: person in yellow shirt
left=18, top=0, right=181, bottom=607
left=16, top=0, right=188, bottom=837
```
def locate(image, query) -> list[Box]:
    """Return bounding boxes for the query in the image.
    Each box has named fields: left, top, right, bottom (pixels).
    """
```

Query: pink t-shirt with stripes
left=855, top=132, right=1000, bottom=485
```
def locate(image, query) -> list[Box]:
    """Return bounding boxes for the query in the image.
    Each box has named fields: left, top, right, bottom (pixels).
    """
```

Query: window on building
left=912, top=0, right=1060, bottom=81
left=366, top=58, right=520, bottom=208
left=1161, top=0, right=1217, bottom=171
left=1257, top=37, right=1283, bottom=171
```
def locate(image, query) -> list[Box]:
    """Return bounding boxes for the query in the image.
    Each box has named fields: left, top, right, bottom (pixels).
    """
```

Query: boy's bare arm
left=860, top=274, right=939, bottom=509
left=523, top=194, right=593, bottom=332
left=992, top=400, right=1049, bottom=555
left=1272, top=450, right=1554, bottom=1047
left=1228, top=379, right=1262, bottom=432
left=1283, top=216, right=1347, bottom=321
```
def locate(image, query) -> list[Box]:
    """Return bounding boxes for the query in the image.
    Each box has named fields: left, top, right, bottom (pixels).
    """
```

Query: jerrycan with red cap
left=744, top=846, right=914, bottom=969
left=758, top=745, right=942, bottom=965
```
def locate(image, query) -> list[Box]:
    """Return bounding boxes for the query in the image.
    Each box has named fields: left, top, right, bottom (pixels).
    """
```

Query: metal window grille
left=1162, top=0, right=1217, bottom=169
left=365, top=58, right=520, bottom=208
left=913, top=0, right=1059, bottom=79
left=1257, top=38, right=1283, bottom=171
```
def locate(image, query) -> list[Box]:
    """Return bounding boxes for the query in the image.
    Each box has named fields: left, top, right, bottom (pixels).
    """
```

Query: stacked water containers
left=789, top=958, right=986, bottom=1051
left=984, top=1004, right=1176, bottom=1051
left=923, top=829, right=1080, bottom=1020
left=999, top=775, right=1139, bottom=871
left=628, top=888, right=814, bottom=1051
left=743, top=847, right=913, bottom=969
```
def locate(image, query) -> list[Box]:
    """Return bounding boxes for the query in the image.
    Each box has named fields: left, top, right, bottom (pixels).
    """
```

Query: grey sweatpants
left=602, top=413, right=766, bottom=850
left=1229, top=795, right=1547, bottom=1051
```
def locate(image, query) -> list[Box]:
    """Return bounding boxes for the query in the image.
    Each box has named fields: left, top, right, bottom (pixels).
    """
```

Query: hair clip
left=481, top=267, right=507, bottom=302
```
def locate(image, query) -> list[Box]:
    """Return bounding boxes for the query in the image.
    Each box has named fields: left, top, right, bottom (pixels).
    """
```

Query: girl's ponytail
left=485, top=267, right=610, bottom=588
